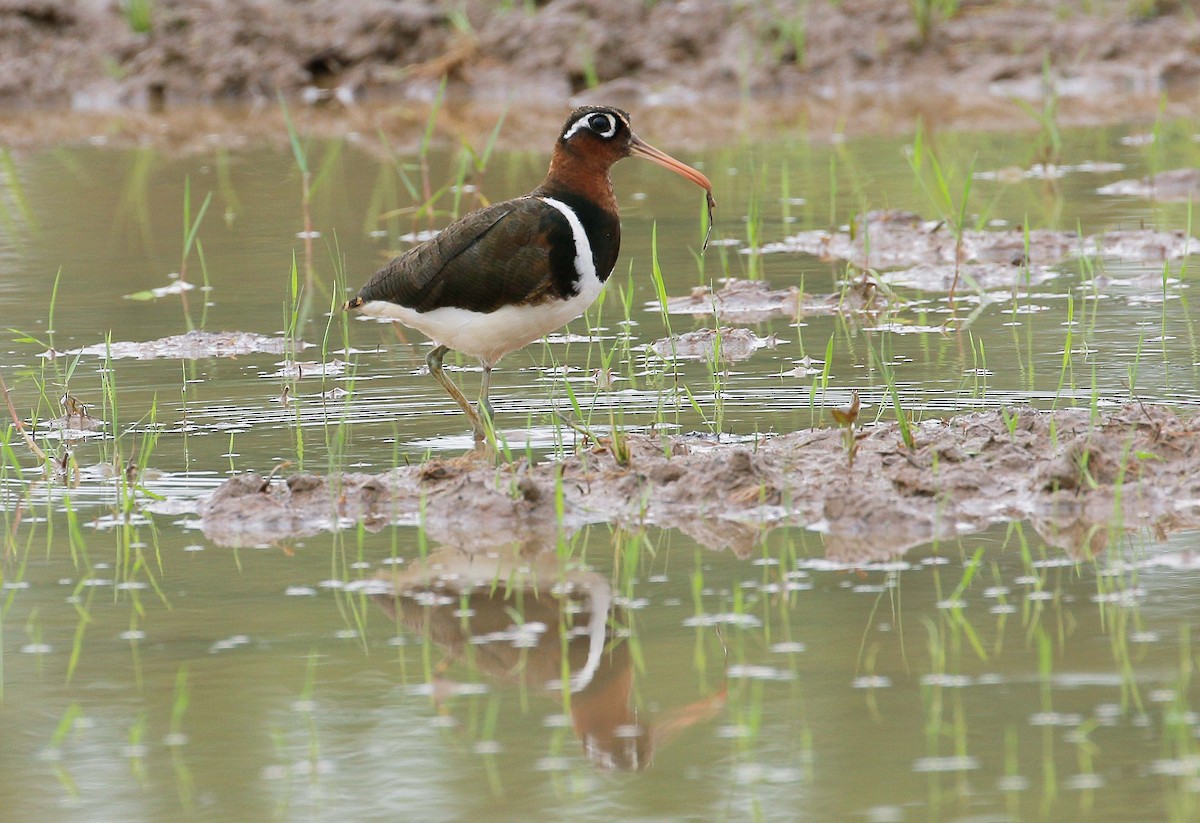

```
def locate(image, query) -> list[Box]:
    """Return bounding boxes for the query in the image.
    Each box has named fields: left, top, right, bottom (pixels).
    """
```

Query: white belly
left=358, top=275, right=604, bottom=366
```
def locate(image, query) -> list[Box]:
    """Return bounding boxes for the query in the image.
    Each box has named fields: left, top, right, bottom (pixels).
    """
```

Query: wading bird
left=345, top=105, right=714, bottom=446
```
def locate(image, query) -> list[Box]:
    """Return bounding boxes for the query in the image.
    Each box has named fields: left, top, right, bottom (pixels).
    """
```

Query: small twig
left=555, top=411, right=593, bottom=441
left=713, top=625, right=729, bottom=669
left=1120, top=379, right=1155, bottom=423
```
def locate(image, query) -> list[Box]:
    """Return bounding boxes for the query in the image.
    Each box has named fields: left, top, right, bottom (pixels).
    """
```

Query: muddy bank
left=197, top=404, right=1200, bottom=561
left=3, top=2, right=1200, bottom=149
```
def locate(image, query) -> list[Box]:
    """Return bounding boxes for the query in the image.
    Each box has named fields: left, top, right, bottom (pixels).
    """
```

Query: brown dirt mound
left=3, top=1, right=1200, bottom=137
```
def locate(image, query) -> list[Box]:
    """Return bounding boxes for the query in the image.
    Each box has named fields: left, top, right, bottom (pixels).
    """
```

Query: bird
left=344, top=105, right=714, bottom=446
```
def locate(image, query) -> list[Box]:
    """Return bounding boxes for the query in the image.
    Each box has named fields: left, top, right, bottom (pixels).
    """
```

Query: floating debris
left=124, top=278, right=197, bottom=301
left=69, top=330, right=308, bottom=360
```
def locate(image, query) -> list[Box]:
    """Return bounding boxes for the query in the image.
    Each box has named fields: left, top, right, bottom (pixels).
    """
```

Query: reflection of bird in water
left=372, top=546, right=725, bottom=770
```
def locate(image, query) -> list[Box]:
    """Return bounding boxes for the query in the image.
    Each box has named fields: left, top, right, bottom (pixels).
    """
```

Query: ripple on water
left=726, top=665, right=797, bottom=681
left=911, top=756, right=981, bottom=773
left=682, top=613, right=762, bottom=628
left=209, top=635, right=251, bottom=653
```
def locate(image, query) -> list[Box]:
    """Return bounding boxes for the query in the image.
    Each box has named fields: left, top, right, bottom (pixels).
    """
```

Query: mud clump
left=666, top=280, right=802, bottom=323
left=65, top=330, right=306, bottom=360
left=651, top=327, right=781, bottom=362
left=759, top=210, right=1197, bottom=273
left=198, top=405, right=1200, bottom=563
left=751, top=211, right=1198, bottom=305
left=1098, top=168, right=1200, bottom=202
left=666, top=278, right=888, bottom=322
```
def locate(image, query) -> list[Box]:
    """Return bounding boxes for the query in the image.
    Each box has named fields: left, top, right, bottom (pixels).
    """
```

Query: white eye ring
left=587, top=113, right=617, bottom=138
left=564, top=111, right=617, bottom=141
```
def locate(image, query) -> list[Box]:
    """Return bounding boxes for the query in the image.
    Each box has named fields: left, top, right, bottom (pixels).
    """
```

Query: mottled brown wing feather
left=352, top=197, right=577, bottom=314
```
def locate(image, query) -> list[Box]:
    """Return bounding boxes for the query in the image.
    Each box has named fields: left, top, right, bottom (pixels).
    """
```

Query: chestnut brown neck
left=536, top=142, right=621, bottom=213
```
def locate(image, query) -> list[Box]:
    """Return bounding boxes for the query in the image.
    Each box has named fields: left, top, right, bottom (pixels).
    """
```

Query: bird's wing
left=350, top=197, right=580, bottom=314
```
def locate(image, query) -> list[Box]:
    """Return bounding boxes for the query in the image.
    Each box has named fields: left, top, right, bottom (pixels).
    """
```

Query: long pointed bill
left=629, top=134, right=713, bottom=194
left=629, top=133, right=716, bottom=250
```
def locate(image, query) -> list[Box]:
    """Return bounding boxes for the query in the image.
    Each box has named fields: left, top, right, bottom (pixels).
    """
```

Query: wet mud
left=198, top=404, right=1200, bottom=563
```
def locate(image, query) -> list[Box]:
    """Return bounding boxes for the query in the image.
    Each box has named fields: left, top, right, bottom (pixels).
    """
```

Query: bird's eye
left=588, top=113, right=616, bottom=138
left=562, top=110, right=621, bottom=142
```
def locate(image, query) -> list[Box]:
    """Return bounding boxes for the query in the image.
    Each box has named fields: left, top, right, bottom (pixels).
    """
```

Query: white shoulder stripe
left=538, top=196, right=597, bottom=284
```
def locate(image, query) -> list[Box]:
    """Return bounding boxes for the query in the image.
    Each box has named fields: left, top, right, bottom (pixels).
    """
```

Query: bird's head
left=551, top=105, right=714, bottom=199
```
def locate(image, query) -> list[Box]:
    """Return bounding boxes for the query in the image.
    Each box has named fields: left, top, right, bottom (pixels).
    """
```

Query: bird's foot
left=471, top=398, right=497, bottom=451
left=467, top=433, right=497, bottom=463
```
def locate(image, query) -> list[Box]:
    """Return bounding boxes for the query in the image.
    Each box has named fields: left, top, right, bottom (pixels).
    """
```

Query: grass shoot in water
left=1052, top=293, right=1075, bottom=409
left=1013, top=56, right=1063, bottom=169
left=280, top=94, right=316, bottom=282
left=0, top=147, right=35, bottom=234
left=177, top=176, right=212, bottom=332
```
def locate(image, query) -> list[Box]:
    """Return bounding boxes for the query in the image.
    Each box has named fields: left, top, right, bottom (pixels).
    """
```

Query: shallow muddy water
left=4, top=113, right=1200, bottom=820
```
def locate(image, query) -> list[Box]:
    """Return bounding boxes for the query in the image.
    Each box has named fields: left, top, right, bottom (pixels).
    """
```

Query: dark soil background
left=4, top=0, right=1200, bottom=145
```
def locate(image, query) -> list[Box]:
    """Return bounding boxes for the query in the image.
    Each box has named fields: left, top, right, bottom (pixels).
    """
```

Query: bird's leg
left=426, top=345, right=485, bottom=440
left=478, top=364, right=494, bottom=430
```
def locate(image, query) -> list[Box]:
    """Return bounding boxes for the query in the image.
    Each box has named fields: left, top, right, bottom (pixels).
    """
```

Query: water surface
left=3, top=115, right=1200, bottom=821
